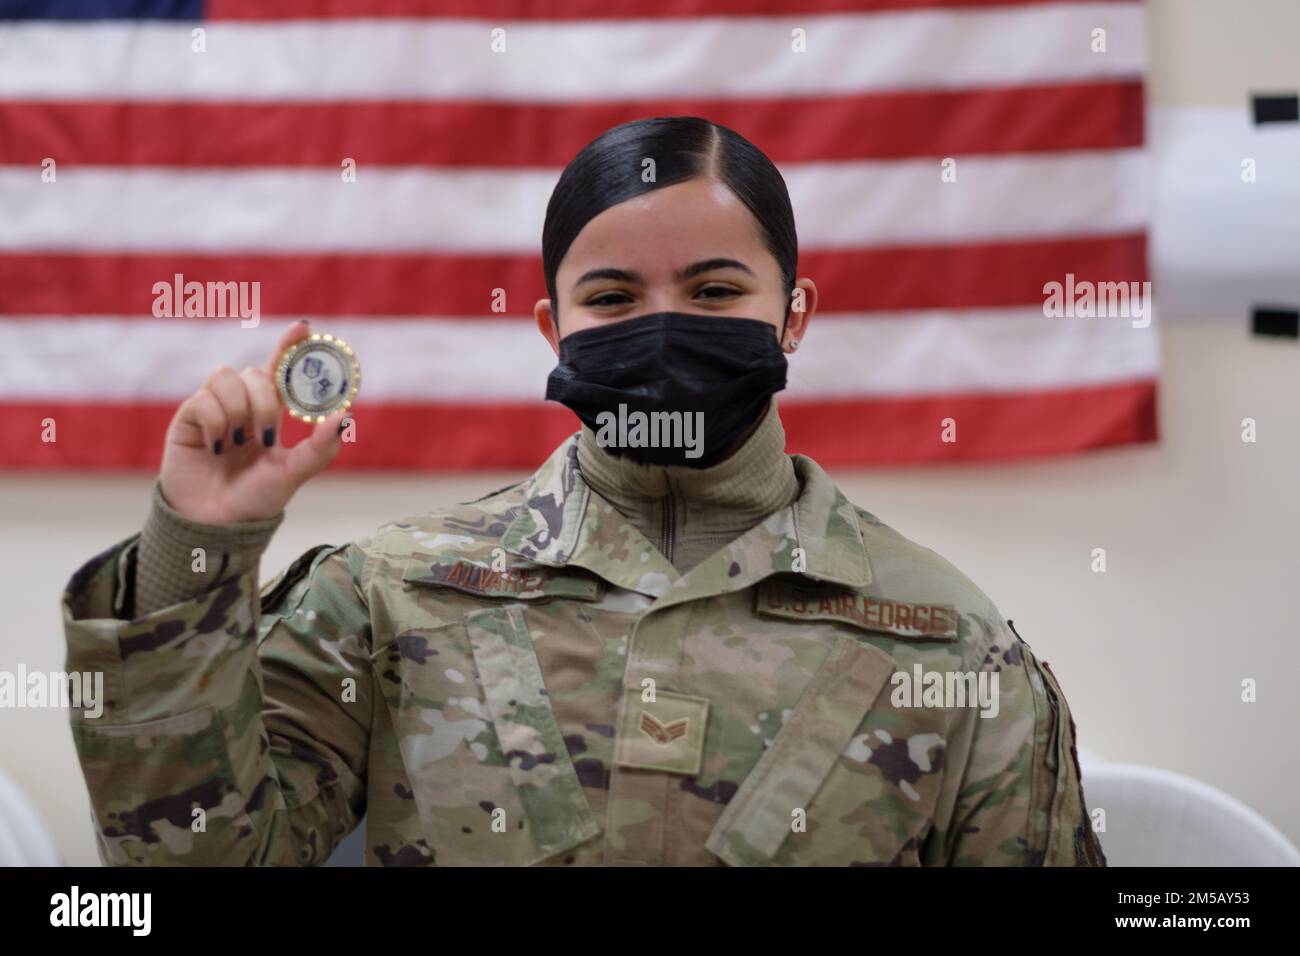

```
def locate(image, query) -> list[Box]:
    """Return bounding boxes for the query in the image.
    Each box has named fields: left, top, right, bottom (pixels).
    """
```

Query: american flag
left=0, top=0, right=1156, bottom=470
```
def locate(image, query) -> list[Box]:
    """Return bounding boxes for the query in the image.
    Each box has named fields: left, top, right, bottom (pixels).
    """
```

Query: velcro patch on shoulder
left=403, top=558, right=604, bottom=602
left=755, top=578, right=958, bottom=641
left=259, top=543, right=336, bottom=613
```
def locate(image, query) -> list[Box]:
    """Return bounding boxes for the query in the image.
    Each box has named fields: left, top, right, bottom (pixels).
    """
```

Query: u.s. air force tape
left=274, top=333, right=361, bottom=422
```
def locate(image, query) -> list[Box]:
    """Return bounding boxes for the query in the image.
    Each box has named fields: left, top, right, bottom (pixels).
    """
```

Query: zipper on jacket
left=660, top=495, right=675, bottom=564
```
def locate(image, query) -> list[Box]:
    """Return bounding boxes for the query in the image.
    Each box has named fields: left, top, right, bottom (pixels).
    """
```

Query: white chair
left=1077, top=751, right=1300, bottom=866
left=0, top=770, right=63, bottom=866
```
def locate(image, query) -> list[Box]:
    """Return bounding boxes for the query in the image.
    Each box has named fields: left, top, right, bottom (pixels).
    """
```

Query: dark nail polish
left=263, top=426, right=275, bottom=447
left=213, top=438, right=223, bottom=455
left=233, top=425, right=246, bottom=446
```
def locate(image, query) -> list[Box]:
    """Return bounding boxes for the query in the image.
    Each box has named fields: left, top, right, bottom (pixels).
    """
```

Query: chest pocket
left=706, top=633, right=946, bottom=866
left=370, top=560, right=602, bottom=865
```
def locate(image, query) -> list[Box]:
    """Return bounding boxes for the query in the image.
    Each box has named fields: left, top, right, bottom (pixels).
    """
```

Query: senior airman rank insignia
left=615, top=688, right=709, bottom=775
left=640, top=711, right=690, bottom=745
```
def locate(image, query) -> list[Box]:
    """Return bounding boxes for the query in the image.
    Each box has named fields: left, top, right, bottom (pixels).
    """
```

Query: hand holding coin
left=159, top=321, right=357, bottom=526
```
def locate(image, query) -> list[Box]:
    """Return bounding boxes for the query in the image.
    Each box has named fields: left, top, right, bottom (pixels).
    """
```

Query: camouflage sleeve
left=924, top=618, right=1107, bottom=866
left=62, top=530, right=375, bottom=866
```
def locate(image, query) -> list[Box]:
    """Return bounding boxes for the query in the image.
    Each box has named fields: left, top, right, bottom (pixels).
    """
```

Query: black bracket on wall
left=1252, top=93, right=1299, bottom=125
left=1247, top=94, right=1298, bottom=336
left=1251, top=307, right=1299, bottom=339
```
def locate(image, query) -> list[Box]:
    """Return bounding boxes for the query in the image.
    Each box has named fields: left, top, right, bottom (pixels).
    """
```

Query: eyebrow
left=573, top=257, right=756, bottom=290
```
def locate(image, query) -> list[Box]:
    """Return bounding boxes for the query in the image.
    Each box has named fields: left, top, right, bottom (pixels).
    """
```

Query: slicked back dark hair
left=541, top=116, right=798, bottom=333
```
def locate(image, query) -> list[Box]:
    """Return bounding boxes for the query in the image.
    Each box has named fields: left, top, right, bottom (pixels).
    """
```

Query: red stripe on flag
left=803, top=234, right=1148, bottom=313
left=0, top=234, right=1147, bottom=317
left=0, top=82, right=1143, bottom=167
left=206, top=0, right=1136, bottom=22
left=0, top=382, right=1156, bottom=471
left=780, top=381, right=1158, bottom=465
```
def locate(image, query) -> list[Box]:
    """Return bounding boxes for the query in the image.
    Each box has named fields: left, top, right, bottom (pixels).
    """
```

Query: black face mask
left=544, top=311, right=788, bottom=467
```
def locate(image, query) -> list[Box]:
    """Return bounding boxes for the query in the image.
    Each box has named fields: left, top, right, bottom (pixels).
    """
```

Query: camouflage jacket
left=63, top=434, right=1106, bottom=866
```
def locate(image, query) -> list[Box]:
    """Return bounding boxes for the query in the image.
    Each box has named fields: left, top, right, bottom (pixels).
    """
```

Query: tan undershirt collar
left=574, top=397, right=801, bottom=574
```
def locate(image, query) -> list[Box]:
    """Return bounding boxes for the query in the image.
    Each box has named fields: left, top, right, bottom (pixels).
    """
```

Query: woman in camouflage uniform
left=63, top=117, right=1105, bottom=867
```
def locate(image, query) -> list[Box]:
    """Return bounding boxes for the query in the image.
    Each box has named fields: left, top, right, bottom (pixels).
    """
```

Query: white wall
left=2, top=0, right=1299, bottom=865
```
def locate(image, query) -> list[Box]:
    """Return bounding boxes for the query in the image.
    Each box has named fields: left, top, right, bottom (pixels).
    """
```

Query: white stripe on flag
left=0, top=311, right=1159, bottom=401
left=0, top=4, right=1144, bottom=101
left=0, top=151, right=1147, bottom=251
